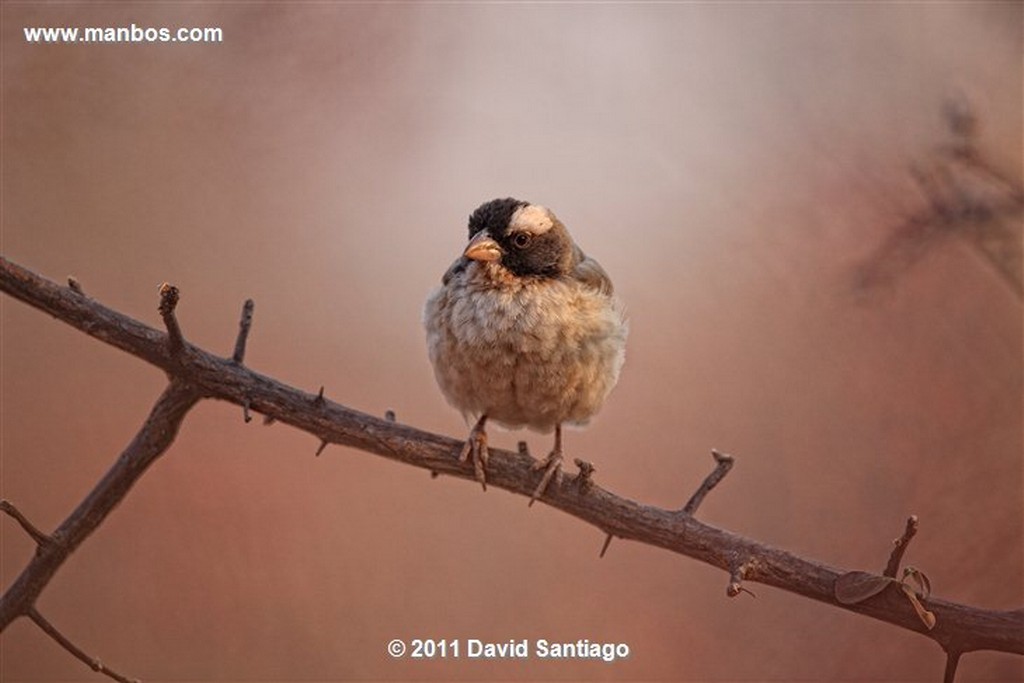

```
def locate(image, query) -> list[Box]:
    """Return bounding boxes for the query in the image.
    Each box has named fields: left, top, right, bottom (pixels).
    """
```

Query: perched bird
left=424, top=198, right=627, bottom=504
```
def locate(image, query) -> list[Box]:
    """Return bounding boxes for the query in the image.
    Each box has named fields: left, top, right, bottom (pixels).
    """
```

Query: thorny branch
left=1, top=280, right=201, bottom=681
left=853, top=95, right=1023, bottom=300
left=1, top=377, right=200, bottom=632
left=1, top=254, right=1022, bottom=682
left=1, top=379, right=199, bottom=680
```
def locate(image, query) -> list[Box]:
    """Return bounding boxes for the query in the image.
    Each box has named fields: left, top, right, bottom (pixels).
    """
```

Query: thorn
left=315, top=439, right=329, bottom=457
left=67, top=276, right=84, bottom=295
left=943, top=648, right=962, bottom=683
left=262, top=415, right=276, bottom=426
left=242, top=398, right=252, bottom=423
left=518, top=441, right=530, bottom=457
left=430, top=471, right=439, bottom=479
left=385, top=409, right=396, bottom=422
left=729, top=585, right=757, bottom=598
left=313, top=386, right=325, bottom=407
left=599, top=533, right=614, bottom=558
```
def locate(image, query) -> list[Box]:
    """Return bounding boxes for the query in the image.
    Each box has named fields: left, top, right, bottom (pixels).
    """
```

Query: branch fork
left=1, top=500, right=52, bottom=548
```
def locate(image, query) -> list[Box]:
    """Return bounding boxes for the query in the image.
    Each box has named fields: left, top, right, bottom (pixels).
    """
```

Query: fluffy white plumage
left=425, top=258, right=626, bottom=432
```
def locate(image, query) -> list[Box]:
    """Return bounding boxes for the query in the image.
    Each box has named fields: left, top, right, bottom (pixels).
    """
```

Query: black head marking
left=467, top=197, right=528, bottom=240
left=496, top=224, right=573, bottom=278
left=465, top=197, right=575, bottom=279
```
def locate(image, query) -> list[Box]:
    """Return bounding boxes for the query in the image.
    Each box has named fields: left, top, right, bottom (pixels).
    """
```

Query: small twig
left=884, top=515, right=919, bottom=578
left=66, top=276, right=84, bottom=295
left=943, top=648, right=962, bottom=683
left=231, top=299, right=254, bottom=363
left=599, top=533, right=614, bottom=558
left=157, top=283, right=184, bottom=353
left=28, top=608, right=138, bottom=683
left=682, top=449, right=735, bottom=516
left=0, top=500, right=51, bottom=547
left=573, top=458, right=595, bottom=492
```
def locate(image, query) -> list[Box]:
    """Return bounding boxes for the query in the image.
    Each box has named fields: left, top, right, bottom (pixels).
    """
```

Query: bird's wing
left=442, top=256, right=468, bottom=285
left=569, top=244, right=614, bottom=296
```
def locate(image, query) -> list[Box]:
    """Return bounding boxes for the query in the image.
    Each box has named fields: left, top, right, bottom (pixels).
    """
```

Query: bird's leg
left=459, top=414, right=489, bottom=491
left=529, top=423, right=564, bottom=506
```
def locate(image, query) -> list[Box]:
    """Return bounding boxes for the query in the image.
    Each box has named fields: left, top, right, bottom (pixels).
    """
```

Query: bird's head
left=463, top=198, right=574, bottom=278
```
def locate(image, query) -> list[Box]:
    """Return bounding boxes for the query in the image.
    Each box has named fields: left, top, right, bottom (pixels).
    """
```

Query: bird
left=424, top=197, right=627, bottom=504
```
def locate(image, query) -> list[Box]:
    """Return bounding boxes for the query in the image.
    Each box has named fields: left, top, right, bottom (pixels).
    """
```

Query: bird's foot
left=529, top=448, right=563, bottom=507
left=459, top=416, right=489, bottom=491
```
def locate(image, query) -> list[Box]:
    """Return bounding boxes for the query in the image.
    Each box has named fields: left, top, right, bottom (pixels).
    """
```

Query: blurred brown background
left=2, top=3, right=1021, bottom=682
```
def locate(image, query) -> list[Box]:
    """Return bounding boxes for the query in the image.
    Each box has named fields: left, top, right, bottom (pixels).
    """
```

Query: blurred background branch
left=853, top=95, right=1023, bottom=300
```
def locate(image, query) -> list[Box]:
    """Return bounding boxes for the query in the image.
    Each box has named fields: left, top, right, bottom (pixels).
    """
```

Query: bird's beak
left=464, top=231, right=502, bottom=262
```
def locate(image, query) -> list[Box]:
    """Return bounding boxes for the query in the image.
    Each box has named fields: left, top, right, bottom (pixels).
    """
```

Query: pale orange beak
left=464, top=231, right=502, bottom=262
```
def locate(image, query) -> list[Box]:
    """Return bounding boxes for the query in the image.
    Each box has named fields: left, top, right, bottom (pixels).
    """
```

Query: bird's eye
left=512, top=233, right=532, bottom=249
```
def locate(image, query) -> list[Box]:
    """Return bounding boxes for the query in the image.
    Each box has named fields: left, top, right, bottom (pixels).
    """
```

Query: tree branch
left=28, top=609, right=138, bottom=683
left=852, top=97, right=1023, bottom=301
left=0, top=500, right=52, bottom=547
left=0, top=376, right=200, bottom=632
left=2, top=255, right=1022, bottom=677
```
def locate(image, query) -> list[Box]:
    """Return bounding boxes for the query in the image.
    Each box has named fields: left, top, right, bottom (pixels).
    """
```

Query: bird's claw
left=529, top=450, right=563, bottom=506
left=459, top=421, right=489, bottom=491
